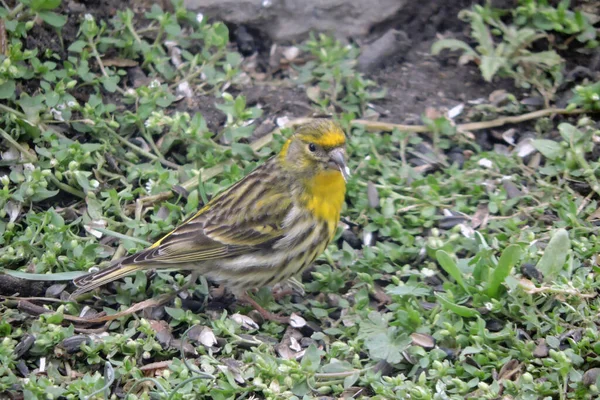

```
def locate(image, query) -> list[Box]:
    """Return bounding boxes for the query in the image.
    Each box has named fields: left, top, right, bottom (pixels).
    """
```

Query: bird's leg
left=271, top=287, right=295, bottom=301
left=238, top=291, right=290, bottom=324
left=178, top=271, right=200, bottom=292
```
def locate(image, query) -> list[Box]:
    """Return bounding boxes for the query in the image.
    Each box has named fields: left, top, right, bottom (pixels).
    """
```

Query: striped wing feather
left=73, top=162, right=294, bottom=294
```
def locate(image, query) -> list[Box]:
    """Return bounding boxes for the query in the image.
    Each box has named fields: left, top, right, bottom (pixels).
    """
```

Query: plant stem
left=573, top=147, right=600, bottom=197
left=88, top=38, right=127, bottom=96
left=105, top=126, right=179, bottom=169
left=47, top=175, right=86, bottom=199
left=352, top=108, right=591, bottom=133
left=0, top=103, right=26, bottom=119
left=8, top=2, right=24, bottom=18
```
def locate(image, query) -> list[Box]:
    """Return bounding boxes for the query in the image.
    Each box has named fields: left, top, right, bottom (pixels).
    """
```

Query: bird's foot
left=238, top=292, right=290, bottom=324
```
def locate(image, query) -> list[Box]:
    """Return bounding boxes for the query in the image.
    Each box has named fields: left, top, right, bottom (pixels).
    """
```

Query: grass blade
left=487, top=244, right=522, bottom=298
left=435, top=293, right=480, bottom=318
left=536, top=228, right=570, bottom=281
left=436, top=250, right=469, bottom=293
left=1, top=269, right=86, bottom=281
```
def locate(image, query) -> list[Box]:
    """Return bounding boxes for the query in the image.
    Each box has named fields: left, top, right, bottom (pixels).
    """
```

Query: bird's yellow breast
left=301, top=170, right=346, bottom=237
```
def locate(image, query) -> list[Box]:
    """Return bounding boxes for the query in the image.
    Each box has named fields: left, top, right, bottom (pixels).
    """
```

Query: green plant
left=432, top=4, right=563, bottom=99
left=296, top=33, right=385, bottom=116
left=514, top=0, right=598, bottom=47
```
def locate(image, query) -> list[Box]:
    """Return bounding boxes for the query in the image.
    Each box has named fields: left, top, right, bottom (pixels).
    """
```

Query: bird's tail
left=70, top=260, right=150, bottom=299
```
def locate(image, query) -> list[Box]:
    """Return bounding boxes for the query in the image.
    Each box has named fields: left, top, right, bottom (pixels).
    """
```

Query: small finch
left=72, top=119, right=349, bottom=322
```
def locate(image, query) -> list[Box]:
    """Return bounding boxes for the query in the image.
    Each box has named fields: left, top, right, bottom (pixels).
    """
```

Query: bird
left=71, top=118, right=350, bottom=323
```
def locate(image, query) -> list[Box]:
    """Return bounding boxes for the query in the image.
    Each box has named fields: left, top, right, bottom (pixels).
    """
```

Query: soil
left=15, top=0, right=599, bottom=137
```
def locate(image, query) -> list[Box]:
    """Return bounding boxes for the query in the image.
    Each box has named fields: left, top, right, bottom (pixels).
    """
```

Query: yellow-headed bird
left=72, top=119, right=350, bottom=322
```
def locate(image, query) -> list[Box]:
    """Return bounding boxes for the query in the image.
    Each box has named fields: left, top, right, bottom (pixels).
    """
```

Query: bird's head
left=279, top=119, right=350, bottom=181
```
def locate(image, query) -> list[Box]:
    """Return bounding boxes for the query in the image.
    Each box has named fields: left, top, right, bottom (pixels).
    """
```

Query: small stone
left=583, top=368, right=600, bottom=386
left=533, top=339, right=549, bottom=358
left=367, top=181, right=380, bottom=209
left=502, top=179, right=523, bottom=199
left=447, top=150, right=465, bottom=168
left=485, top=319, right=504, bottom=332
left=300, top=337, right=315, bottom=348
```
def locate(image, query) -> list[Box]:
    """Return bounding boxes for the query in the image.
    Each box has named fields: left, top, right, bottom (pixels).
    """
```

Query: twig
left=352, top=108, right=590, bottom=133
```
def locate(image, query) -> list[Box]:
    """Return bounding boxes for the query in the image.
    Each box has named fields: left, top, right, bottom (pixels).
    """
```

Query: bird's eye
left=308, top=143, right=316, bottom=152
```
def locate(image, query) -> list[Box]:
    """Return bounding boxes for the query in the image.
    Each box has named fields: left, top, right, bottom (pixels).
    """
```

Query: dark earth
left=18, top=0, right=600, bottom=129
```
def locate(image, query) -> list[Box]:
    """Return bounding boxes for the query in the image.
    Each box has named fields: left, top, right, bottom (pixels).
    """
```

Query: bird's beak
left=328, top=148, right=351, bottom=182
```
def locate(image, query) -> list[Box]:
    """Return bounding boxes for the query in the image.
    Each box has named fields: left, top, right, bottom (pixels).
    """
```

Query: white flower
left=84, top=14, right=94, bottom=21
left=145, top=179, right=156, bottom=193
left=149, top=79, right=160, bottom=89
left=196, top=13, right=204, bottom=23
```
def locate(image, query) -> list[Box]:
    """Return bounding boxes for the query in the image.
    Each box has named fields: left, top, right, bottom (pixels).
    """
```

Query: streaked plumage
left=72, top=119, right=349, bottom=303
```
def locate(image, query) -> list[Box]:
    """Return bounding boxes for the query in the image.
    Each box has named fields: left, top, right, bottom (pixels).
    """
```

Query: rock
left=184, top=0, right=408, bottom=42
left=533, top=339, right=549, bottom=358
left=583, top=368, right=600, bottom=387
left=357, top=29, right=411, bottom=73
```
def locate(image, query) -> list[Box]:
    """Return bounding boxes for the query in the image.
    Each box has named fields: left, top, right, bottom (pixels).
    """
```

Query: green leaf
left=536, top=228, right=570, bottom=281
left=344, top=371, right=360, bottom=389
left=68, top=40, right=86, bottom=53
left=1, top=269, right=86, bottom=281
left=30, top=0, right=61, bottom=11
left=558, top=123, right=584, bottom=144
left=436, top=250, right=469, bottom=292
left=0, top=80, right=15, bottom=99
left=38, top=11, right=67, bottom=28
left=487, top=244, right=522, bottom=298
left=30, top=188, right=59, bottom=202
left=435, top=293, right=480, bottom=317
left=386, top=283, right=430, bottom=297
left=301, top=344, right=322, bottom=373
left=431, top=39, right=477, bottom=56
left=480, top=55, right=506, bottom=82
left=164, top=307, right=185, bottom=320
left=90, top=227, right=152, bottom=246
left=515, top=51, right=562, bottom=67
left=102, top=75, right=120, bottom=93
left=364, top=329, right=411, bottom=364
left=532, top=139, right=563, bottom=160
left=471, top=12, right=495, bottom=54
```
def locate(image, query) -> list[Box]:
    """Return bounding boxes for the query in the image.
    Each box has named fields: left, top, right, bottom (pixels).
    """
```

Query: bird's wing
left=123, top=171, right=294, bottom=265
